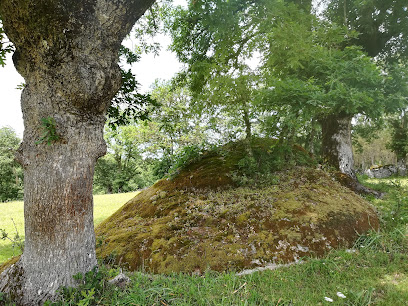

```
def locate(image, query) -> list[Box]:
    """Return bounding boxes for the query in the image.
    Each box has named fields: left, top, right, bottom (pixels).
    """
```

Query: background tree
left=353, top=128, right=396, bottom=170
left=135, top=80, right=212, bottom=176
left=258, top=13, right=386, bottom=179
left=194, top=72, right=260, bottom=140
left=324, top=0, right=408, bottom=174
left=169, top=0, right=389, bottom=182
left=93, top=80, right=213, bottom=192
left=0, top=0, right=155, bottom=303
left=388, top=113, right=408, bottom=176
left=169, top=0, right=277, bottom=141
left=383, top=62, right=408, bottom=175
left=94, top=125, right=157, bottom=194
left=0, top=127, right=23, bottom=202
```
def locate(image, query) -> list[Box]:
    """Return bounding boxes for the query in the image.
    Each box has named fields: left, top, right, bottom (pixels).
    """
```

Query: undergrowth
left=159, top=138, right=315, bottom=186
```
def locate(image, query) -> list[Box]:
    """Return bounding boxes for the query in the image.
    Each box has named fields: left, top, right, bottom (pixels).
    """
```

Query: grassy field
left=1, top=178, right=408, bottom=305
left=0, top=192, right=138, bottom=264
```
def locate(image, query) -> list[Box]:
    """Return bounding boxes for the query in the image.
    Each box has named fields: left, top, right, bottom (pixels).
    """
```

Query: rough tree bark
left=320, top=112, right=383, bottom=198
left=320, top=112, right=357, bottom=180
left=0, top=0, right=154, bottom=304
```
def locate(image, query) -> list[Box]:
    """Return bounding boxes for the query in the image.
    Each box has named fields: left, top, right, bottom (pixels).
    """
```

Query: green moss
left=0, top=255, right=20, bottom=274
left=95, top=140, right=379, bottom=274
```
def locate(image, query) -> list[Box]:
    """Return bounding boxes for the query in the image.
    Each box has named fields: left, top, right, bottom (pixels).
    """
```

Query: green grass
left=2, top=178, right=408, bottom=305
left=0, top=192, right=138, bottom=264
left=49, top=250, right=408, bottom=305
left=54, top=176, right=408, bottom=305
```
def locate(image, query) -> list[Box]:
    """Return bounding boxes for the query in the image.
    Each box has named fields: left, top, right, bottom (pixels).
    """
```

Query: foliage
left=117, top=80, right=214, bottom=179
left=107, top=46, right=158, bottom=129
left=230, top=139, right=314, bottom=185
left=168, top=0, right=275, bottom=140
left=0, top=23, right=14, bottom=67
left=387, top=116, right=408, bottom=160
left=164, top=142, right=215, bottom=177
left=353, top=128, right=396, bottom=170
left=148, top=80, right=211, bottom=155
left=35, top=117, right=60, bottom=145
left=258, top=27, right=385, bottom=123
left=194, top=72, right=260, bottom=140
left=47, top=266, right=122, bottom=306
left=168, top=0, right=389, bottom=150
left=94, top=125, right=156, bottom=194
left=323, top=0, right=408, bottom=60
left=95, top=80, right=218, bottom=193
left=383, top=62, right=408, bottom=161
left=0, top=127, right=23, bottom=202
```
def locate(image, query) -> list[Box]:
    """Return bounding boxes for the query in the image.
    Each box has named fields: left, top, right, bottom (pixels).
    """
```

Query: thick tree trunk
left=320, top=113, right=357, bottom=180
left=0, top=0, right=154, bottom=304
left=320, top=113, right=383, bottom=198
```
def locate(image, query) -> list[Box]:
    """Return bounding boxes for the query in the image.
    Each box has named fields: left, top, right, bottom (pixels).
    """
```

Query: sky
left=0, top=32, right=183, bottom=138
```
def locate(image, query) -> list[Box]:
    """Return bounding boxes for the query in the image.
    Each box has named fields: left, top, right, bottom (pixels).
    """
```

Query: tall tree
left=0, top=0, right=154, bottom=303
left=388, top=112, right=408, bottom=176
left=323, top=0, right=408, bottom=175
left=169, top=0, right=389, bottom=184
left=259, top=14, right=386, bottom=179
left=383, top=62, right=408, bottom=175
left=94, top=125, right=157, bottom=194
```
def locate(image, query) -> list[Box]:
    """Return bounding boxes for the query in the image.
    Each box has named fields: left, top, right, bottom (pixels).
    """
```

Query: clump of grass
left=0, top=200, right=24, bottom=263
left=357, top=176, right=408, bottom=254
left=0, top=218, right=24, bottom=254
left=40, top=248, right=408, bottom=305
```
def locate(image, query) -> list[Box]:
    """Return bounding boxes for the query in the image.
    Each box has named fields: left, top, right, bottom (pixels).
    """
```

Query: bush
left=0, top=127, right=23, bottom=202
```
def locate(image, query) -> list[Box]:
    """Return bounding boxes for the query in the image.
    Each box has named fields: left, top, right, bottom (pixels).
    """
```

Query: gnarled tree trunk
left=0, top=0, right=154, bottom=304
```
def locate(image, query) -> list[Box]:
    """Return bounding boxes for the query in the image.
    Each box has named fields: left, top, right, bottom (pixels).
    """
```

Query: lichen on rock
left=95, top=139, right=379, bottom=274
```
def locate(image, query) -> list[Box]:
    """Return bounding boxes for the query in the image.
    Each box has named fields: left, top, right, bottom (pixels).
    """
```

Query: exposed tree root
left=335, top=172, right=385, bottom=199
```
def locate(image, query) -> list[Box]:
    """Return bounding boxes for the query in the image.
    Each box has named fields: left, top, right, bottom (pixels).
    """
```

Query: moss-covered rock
left=95, top=140, right=378, bottom=274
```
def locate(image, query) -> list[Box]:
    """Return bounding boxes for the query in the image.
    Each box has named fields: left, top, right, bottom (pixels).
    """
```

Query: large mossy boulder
left=95, top=139, right=379, bottom=274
